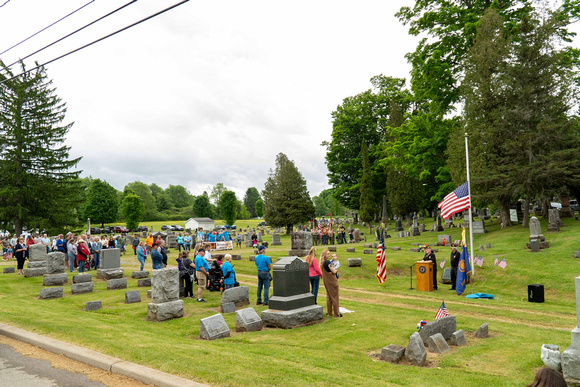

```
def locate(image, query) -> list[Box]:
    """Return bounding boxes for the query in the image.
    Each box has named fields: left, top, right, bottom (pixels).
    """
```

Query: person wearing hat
left=449, top=245, right=461, bottom=291
left=254, top=245, right=272, bottom=305
left=423, top=246, right=438, bottom=290
left=77, top=238, right=90, bottom=273
left=194, top=247, right=210, bottom=303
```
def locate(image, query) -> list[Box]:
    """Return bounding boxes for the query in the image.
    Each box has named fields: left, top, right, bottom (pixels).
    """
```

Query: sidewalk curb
left=0, top=322, right=207, bottom=387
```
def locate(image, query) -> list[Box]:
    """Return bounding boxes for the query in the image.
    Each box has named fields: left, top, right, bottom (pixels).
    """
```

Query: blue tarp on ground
left=465, top=293, right=494, bottom=299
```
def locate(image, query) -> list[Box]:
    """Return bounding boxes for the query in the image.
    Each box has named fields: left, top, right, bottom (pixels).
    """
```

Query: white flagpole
left=465, top=133, right=475, bottom=277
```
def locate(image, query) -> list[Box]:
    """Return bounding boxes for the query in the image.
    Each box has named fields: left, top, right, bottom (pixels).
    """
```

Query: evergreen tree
left=262, top=153, right=315, bottom=234
left=193, top=195, right=213, bottom=218
left=121, top=193, right=144, bottom=231
left=243, top=187, right=261, bottom=218
left=255, top=198, right=263, bottom=218
left=83, top=179, right=119, bottom=227
left=0, top=62, right=82, bottom=235
left=386, top=169, right=425, bottom=217
left=359, top=141, right=375, bottom=233
left=219, top=190, right=238, bottom=225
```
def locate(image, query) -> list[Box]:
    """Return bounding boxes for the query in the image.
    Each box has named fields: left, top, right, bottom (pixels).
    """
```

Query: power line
left=0, top=0, right=190, bottom=85
left=3, top=0, right=139, bottom=71
left=0, top=0, right=95, bottom=56
left=0, top=0, right=12, bottom=8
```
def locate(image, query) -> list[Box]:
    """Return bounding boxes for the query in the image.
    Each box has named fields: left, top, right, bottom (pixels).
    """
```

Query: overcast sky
left=1, top=0, right=418, bottom=199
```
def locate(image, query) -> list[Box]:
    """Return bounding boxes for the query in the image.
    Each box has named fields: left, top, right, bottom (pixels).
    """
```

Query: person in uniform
left=423, top=246, right=438, bottom=290
left=449, top=245, right=461, bottom=291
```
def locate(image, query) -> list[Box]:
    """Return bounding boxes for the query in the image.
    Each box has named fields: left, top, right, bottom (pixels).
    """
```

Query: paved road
left=0, top=342, right=106, bottom=387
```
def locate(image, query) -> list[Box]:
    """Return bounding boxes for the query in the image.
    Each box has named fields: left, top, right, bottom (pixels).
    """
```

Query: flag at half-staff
left=376, top=229, right=387, bottom=284
left=438, top=182, right=471, bottom=219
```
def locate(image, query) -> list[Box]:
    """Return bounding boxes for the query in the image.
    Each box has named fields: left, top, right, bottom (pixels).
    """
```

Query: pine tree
left=243, top=187, right=261, bottom=218
left=219, top=190, right=238, bottom=226
left=121, top=193, right=145, bottom=231
left=359, top=141, right=375, bottom=233
left=0, top=62, right=82, bottom=235
left=262, top=153, right=315, bottom=234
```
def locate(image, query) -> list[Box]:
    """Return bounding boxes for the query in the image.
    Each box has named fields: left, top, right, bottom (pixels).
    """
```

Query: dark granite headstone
left=289, top=232, right=312, bottom=256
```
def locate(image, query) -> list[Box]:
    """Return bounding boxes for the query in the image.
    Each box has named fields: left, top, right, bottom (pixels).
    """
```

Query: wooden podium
left=416, top=261, right=434, bottom=292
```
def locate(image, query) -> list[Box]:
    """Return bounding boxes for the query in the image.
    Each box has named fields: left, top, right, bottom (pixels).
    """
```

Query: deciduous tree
left=121, top=193, right=144, bottom=231
left=243, top=187, right=261, bottom=218
left=219, top=190, right=237, bottom=226
left=83, top=179, right=119, bottom=227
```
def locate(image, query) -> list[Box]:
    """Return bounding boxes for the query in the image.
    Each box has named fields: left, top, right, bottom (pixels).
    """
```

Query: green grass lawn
left=1, top=217, right=579, bottom=386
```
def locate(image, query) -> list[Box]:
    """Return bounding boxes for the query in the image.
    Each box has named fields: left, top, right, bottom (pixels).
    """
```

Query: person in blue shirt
left=196, top=228, right=204, bottom=243
left=221, top=254, right=236, bottom=290
left=184, top=233, right=192, bottom=251
left=208, top=232, right=216, bottom=242
left=222, top=230, right=230, bottom=242
left=194, top=248, right=210, bottom=303
left=177, top=233, right=184, bottom=252
left=150, top=243, right=163, bottom=269
left=254, top=245, right=272, bottom=305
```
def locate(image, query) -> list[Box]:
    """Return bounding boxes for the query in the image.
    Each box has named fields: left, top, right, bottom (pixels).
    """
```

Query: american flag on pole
left=494, top=255, right=499, bottom=266
left=440, top=258, right=445, bottom=269
left=435, top=301, right=449, bottom=319
left=476, top=255, right=484, bottom=267
left=498, top=257, right=507, bottom=269
left=376, top=230, right=387, bottom=284
left=438, top=182, right=471, bottom=219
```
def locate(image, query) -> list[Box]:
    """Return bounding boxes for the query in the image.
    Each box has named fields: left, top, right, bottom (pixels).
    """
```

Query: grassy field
left=1, top=216, right=579, bottom=386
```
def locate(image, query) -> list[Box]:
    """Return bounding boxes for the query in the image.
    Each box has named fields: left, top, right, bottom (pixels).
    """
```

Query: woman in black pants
left=180, top=251, right=196, bottom=298
left=14, top=237, right=27, bottom=275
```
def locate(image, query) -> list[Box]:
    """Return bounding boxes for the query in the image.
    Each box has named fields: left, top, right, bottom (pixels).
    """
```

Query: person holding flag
left=456, top=228, right=472, bottom=296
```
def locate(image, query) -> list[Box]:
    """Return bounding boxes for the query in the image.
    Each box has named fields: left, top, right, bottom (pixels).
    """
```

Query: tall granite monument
left=261, top=256, right=323, bottom=328
left=288, top=232, right=312, bottom=257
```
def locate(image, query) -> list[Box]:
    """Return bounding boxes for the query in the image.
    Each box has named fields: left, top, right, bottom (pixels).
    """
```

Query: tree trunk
left=285, top=225, right=292, bottom=235
left=522, top=194, right=530, bottom=228
left=500, top=199, right=512, bottom=228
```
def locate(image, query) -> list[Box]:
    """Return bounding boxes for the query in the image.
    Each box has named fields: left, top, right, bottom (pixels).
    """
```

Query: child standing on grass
left=329, top=253, right=340, bottom=279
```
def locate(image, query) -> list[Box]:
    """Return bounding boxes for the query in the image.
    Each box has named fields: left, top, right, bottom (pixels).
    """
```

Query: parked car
left=258, top=221, right=268, bottom=227
left=215, top=225, right=226, bottom=230
left=224, top=225, right=237, bottom=229
left=114, top=226, right=129, bottom=233
left=570, top=200, right=580, bottom=212
left=172, top=225, right=184, bottom=231
left=103, top=226, right=115, bottom=234
left=161, top=225, right=174, bottom=231
left=137, top=226, right=148, bottom=232
left=90, top=227, right=101, bottom=234
left=550, top=202, right=562, bottom=210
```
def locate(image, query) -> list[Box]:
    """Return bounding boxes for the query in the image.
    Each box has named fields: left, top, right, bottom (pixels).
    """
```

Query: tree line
left=324, top=0, right=580, bottom=227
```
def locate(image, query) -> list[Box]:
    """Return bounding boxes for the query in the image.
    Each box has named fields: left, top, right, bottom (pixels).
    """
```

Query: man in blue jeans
left=254, top=245, right=272, bottom=305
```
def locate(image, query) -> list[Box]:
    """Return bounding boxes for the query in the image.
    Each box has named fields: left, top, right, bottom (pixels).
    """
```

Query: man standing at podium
left=423, top=246, right=438, bottom=290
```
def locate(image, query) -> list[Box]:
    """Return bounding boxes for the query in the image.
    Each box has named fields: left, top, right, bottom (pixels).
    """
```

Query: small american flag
left=476, top=255, right=484, bottom=267
left=438, top=182, right=471, bottom=219
left=494, top=255, right=499, bottom=266
left=498, top=257, right=507, bottom=269
left=435, top=301, right=449, bottom=319
left=376, top=231, right=387, bottom=284
left=440, top=258, right=445, bottom=269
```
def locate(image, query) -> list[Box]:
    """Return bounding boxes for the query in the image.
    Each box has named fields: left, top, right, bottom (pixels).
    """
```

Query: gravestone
left=221, top=302, right=236, bottom=314
left=391, top=247, right=401, bottom=251
left=288, top=232, right=312, bottom=256
left=231, top=254, right=241, bottom=260
left=29, top=244, right=48, bottom=264
left=235, top=308, right=263, bottom=332
left=363, top=249, right=373, bottom=254
left=131, top=271, right=149, bottom=279
left=97, top=268, right=124, bottom=280
left=147, top=290, right=151, bottom=298
left=200, top=314, right=230, bottom=340
left=530, top=239, right=540, bottom=253
left=138, top=278, right=151, bottom=287
left=394, top=220, right=403, bottom=232
left=328, top=246, right=336, bottom=252
left=478, top=245, right=484, bottom=252
left=125, top=290, right=141, bottom=304
left=24, top=267, right=47, bottom=277
left=486, top=243, right=491, bottom=249
left=107, top=278, right=127, bottom=290
left=354, top=229, right=360, bottom=242
left=427, top=333, right=450, bottom=354
left=71, top=282, right=94, bottom=295
left=244, top=233, right=253, bottom=248
left=73, top=274, right=92, bottom=284
left=46, top=252, right=66, bottom=274
left=271, top=234, right=282, bottom=246
left=261, top=256, right=323, bottom=329
left=100, top=248, right=121, bottom=269
left=419, top=315, right=456, bottom=345
left=472, top=221, right=487, bottom=234
left=3, top=267, right=15, bottom=274
left=562, top=276, right=580, bottom=382
left=419, top=224, right=426, bottom=233
left=411, top=218, right=420, bottom=236
left=444, top=220, right=454, bottom=229
left=42, top=273, right=68, bottom=286
left=450, top=330, right=467, bottom=346
left=166, top=235, right=178, bottom=249
left=148, top=267, right=183, bottom=321
left=547, top=209, right=561, bottom=232
left=541, top=344, right=562, bottom=372
left=221, top=286, right=250, bottom=307
left=39, top=287, right=63, bottom=300
left=348, top=258, right=362, bottom=267
left=441, top=268, right=452, bottom=284
left=249, top=255, right=255, bottom=261
left=435, top=215, right=444, bottom=232
left=346, top=248, right=355, bottom=253
left=86, top=301, right=102, bottom=311
left=405, top=332, right=427, bottom=367
left=380, top=344, right=405, bottom=364
left=475, top=323, right=489, bottom=338
left=437, top=235, right=452, bottom=246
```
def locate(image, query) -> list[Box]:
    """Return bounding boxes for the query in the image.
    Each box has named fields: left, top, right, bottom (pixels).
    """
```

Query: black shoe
left=256, top=301, right=263, bottom=305
left=434, top=287, right=438, bottom=290
left=450, top=288, right=456, bottom=291
left=263, top=302, right=268, bottom=306
left=197, top=298, right=206, bottom=303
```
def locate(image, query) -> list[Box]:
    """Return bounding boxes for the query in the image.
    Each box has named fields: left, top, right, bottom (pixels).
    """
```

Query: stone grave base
left=97, top=268, right=124, bottom=280
left=271, top=242, right=282, bottom=246
left=288, top=249, right=309, bottom=256
left=43, top=273, right=68, bottom=286
left=261, top=304, right=323, bottom=329
left=148, top=300, right=184, bottom=322
left=24, top=267, right=47, bottom=277
left=268, top=292, right=315, bottom=311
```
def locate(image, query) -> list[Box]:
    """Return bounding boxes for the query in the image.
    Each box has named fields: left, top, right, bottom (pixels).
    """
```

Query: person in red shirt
left=304, top=247, right=323, bottom=304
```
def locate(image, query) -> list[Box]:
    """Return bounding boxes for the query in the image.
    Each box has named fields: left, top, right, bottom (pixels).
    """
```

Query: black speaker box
left=528, top=284, right=544, bottom=303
